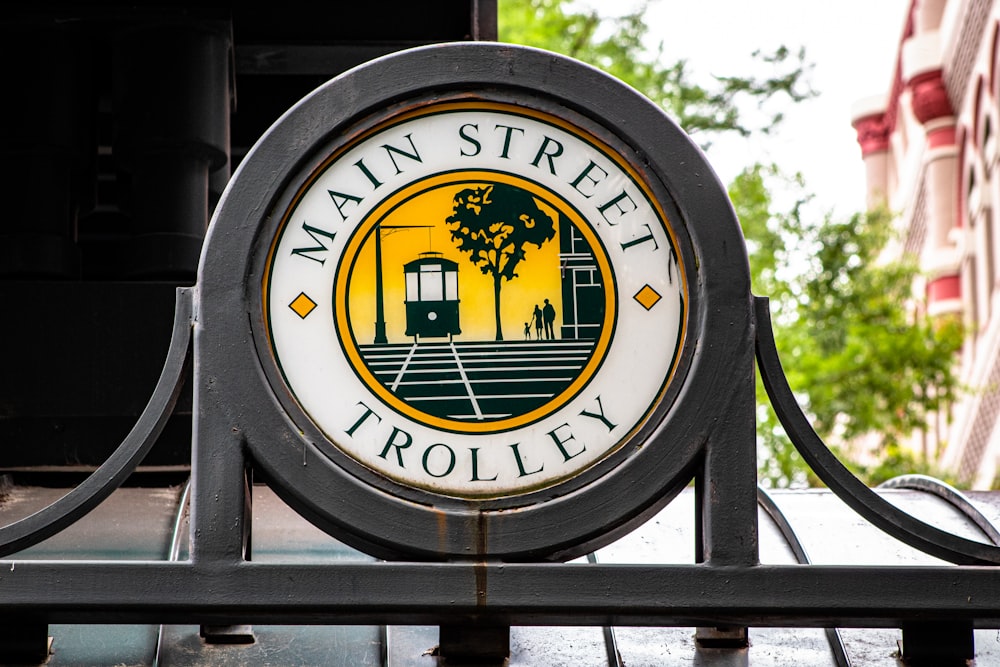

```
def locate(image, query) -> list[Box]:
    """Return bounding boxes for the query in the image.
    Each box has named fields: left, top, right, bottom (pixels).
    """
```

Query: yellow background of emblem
left=345, top=181, right=563, bottom=343
left=334, top=170, right=616, bottom=434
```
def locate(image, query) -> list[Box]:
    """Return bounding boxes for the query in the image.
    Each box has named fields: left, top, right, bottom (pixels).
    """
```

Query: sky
left=641, top=0, right=911, bottom=218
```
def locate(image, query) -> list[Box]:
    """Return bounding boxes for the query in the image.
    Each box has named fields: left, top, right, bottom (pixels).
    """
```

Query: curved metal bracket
left=754, top=295, right=1000, bottom=565
left=879, top=474, right=1000, bottom=546
left=757, top=486, right=852, bottom=667
left=0, top=287, right=193, bottom=558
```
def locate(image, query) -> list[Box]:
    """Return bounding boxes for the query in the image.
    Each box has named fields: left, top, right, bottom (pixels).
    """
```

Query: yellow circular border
left=334, top=170, right=616, bottom=434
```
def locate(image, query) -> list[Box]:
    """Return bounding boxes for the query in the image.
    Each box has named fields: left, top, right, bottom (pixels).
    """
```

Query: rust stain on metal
left=436, top=509, right=449, bottom=556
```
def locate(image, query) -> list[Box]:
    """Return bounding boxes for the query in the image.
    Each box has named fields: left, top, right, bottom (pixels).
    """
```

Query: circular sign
left=199, top=43, right=751, bottom=560
left=263, top=101, right=686, bottom=498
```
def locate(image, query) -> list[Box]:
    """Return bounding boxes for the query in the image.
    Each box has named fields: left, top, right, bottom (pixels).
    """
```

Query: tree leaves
left=498, top=0, right=816, bottom=147
left=500, top=0, right=960, bottom=486
left=734, top=164, right=964, bottom=486
left=446, top=183, right=558, bottom=340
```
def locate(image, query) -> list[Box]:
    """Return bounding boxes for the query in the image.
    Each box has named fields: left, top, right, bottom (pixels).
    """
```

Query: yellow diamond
left=633, top=284, right=662, bottom=311
left=289, top=292, right=317, bottom=319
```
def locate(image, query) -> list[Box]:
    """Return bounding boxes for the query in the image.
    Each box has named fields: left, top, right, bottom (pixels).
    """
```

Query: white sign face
left=263, top=101, right=686, bottom=499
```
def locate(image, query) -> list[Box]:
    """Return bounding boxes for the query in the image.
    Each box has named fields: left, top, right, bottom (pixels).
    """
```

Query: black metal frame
left=203, top=42, right=757, bottom=562
left=2, top=42, right=999, bottom=663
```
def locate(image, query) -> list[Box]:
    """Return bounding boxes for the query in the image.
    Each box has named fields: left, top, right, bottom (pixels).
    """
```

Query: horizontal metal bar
left=2, top=561, right=1000, bottom=628
left=879, top=474, right=1000, bottom=546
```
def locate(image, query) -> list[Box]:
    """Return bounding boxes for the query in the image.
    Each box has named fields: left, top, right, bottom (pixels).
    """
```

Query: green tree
left=499, top=0, right=815, bottom=145
left=446, top=183, right=557, bottom=341
left=784, top=209, right=962, bottom=446
left=501, top=0, right=964, bottom=486
left=732, top=164, right=964, bottom=487
left=728, top=164, right=811, bottom=487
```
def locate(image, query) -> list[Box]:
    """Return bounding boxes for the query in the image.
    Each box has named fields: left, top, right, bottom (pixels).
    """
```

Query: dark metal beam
left=234, top=43, right=432, bottom=76
left=2, top=562, right=1000, bottom=628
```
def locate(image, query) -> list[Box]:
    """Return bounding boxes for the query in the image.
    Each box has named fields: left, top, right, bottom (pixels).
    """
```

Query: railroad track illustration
left=359, top=339, right=597, bottom=421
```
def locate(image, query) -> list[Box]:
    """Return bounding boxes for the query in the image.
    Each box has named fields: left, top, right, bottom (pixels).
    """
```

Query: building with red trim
left=852, top=0, right=1000, bottom=486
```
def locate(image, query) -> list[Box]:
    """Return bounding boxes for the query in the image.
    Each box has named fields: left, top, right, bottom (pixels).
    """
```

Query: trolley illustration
left=403, top=252, right=461, bottom=341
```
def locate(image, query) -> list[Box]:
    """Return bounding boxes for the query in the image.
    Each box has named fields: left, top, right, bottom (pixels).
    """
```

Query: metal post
left=695, top=300, right=758, bottom=649
left=0, top=618, right=51, bottom=664
left=190, top=362, right=256, bottom=641
left=900, top=621, right=974, bottom=665
left=438, top=624, right=510, bottom=665
left=189, top=406, right=250, bottom=564
left=189, top=302, right=253, bottom=567
left=374, top=224, right=388, bottom=344
left=200, top=463, right=256, bottom=645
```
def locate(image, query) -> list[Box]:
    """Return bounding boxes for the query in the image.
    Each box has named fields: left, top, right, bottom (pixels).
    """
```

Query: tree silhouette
left=446, top=183, right=557, bottom=340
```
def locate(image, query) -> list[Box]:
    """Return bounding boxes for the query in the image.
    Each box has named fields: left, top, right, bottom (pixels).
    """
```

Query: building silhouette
left=558, top=215, right=604, bottom=339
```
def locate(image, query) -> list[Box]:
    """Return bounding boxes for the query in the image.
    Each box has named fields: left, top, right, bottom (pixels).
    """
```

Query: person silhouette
left=533, top=304, right=543, bottom=340
left=542, top=298, right=556, bottom=340
left=523, top=321, right=531, bottom=340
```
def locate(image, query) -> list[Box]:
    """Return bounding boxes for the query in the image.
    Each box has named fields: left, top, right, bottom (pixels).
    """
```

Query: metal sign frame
left=209, top=43, right=751, bottom=562
left=1, top=42, right=999, bottom=663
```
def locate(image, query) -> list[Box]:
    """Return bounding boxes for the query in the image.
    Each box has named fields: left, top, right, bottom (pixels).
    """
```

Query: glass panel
left=420, top=271, right=443, bottom=301
left=445, top=272, right=458, bottom=300
left=406, top=272, right=419, bottom=301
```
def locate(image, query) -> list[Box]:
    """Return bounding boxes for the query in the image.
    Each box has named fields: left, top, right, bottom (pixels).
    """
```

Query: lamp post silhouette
left=372, top=223, right=432, bottom=344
